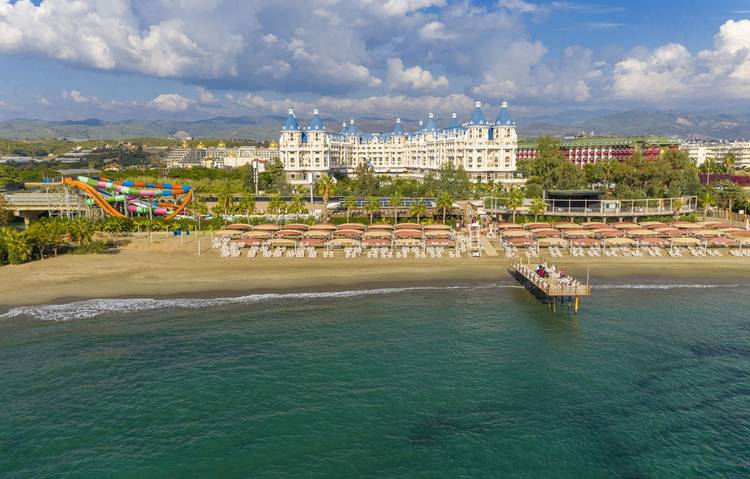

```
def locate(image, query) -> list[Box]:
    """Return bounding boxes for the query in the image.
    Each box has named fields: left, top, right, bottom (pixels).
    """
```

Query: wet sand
left=1, top=232, right=749, bottom=309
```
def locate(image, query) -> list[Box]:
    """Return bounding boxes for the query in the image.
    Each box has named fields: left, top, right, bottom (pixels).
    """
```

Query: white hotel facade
left=278, top=101, right=521, bottom=185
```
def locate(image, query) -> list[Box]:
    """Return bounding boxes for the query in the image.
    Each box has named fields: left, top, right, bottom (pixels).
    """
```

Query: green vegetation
left=0, top=193, right=11, bottom=226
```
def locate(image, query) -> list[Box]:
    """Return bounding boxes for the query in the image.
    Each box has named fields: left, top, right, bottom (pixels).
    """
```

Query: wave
left=0, top=284, right=518, bottom=321
left=595, top=283, right=741, bottom=290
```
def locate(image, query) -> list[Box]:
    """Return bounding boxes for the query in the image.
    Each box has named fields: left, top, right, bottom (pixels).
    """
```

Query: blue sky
left=0, top=0, right=749, bottom=121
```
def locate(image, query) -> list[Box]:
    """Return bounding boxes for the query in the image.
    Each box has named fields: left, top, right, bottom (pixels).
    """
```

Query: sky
left=0, top=0, right=750, bottom=122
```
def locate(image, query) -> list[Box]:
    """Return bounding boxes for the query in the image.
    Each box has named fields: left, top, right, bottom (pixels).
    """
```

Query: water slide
left=64, top=176, right=193, bottom=219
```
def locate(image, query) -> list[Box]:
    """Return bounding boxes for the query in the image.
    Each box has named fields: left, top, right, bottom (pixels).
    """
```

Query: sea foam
left=0, top=284, right=511, bottom=321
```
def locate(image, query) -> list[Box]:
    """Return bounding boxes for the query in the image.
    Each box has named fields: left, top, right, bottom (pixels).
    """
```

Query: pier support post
left=574, top=296, right=579, bottom=314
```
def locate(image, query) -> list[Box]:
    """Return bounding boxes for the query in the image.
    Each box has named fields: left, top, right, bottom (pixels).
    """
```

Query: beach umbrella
left=537, top=237, right=568, bottom=247
left=267, top=238, right=297, bottom=247
left=640, top=221, right=667, bottom=228
left=603, top=237, right=636, bottom=246
left=653, top=227, right=682, bottom=235
left=638, top=237, right=668, bottom=246
left=309, top=223, right=338, bottom=231
left=275, top=229, right=304, bottom=238
left=394, top=238, right=422, bottom=246
left=626, top=229, right=658, bottom=237
left=708, top=237, right=737, bottom=247
left=255, top=223, right=281, bottom=231
left=668, top=236, right=701, bottom=246
left=424, top=230, right=452, bottom=238
left=502, top=229, right=532, bottom=238
left=689, top=229, right=723, bottom=237
left=304, top=230, right=332, bottom=238
left=363, top=230, right=392, bottom=238
left=424, top=224, right=451, bottom=230
left=497, top=223, right=525, bottom=229
left=368, top=223, right=394, bottom=230
left=563, top=229, right=594, bottom=237
left=610, top=222, right=640, bottom=229
left=507, top=237, right=534, bottom=246
left=593, top=228, right=622, bottom=237
left=671, top=221, right=701, bottom=229
left=362, top=238, right=391, bottom=247
left=226, top=223, right=253, bottom=231
left=425, top=238, right=454, bottom=246
left=582, top=222, right=608, bottom=229
left=555, top=222, right=583, bottom=229
left=328, top=238, right=361, bottom=248
left=339, top=223, right=366, bottom=230
left=284, top=223, right=310, bottom=231
left=525, top=222, right=551, bottom=229
left=301, top=238, right=327, bottom=247
left=335, top=229, right=362, bottom=238
left=530, top=228, right=562, bottom=237
left=395, top=223, right=422, bottom=230
left=244, top=231, right=272, bottom=239
left=394, top=229, right=423, bottom=238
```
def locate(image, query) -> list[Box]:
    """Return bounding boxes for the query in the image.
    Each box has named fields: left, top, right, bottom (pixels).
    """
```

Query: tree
left=0, top=193, right=12, bottom=226
left=344, top=194, right=357, bottom=222
left=530, top=197, right=546, bottom=222
left=671, top=198, right=684, bottom=218
left=436, top=191, right=453, bottom=223
left=354, top=163, right=378, bottom=196
left=216, top=184, right=235, bottom=217
left=699, top=189, right=716, bottom=216
left=267, top=193, right=287, bottom=215
left=0, top=227, right=32, bottom=264
left=316, top=175, right=335, bottom=222
left=67, top=217, right=95, bottom=245
left=389, top=192, right=403, bottom=224
left=364, top=195, right=380, bottom=224
left=701, top=158, right=719, bottom=186
left=722, top=152, right=736, bottom=174
left=238, top=189, right=256, bottom=221
left=262, top=158, right=290, bottom=194
left=506, top=187, right=525, bottom=223
left=716, top=180, right=747, bottom=212
left=287, top=193, right=307, bottom=215
left=409, top=198, right=427, bottom=223
left=26, top=221, right=65, bottom=260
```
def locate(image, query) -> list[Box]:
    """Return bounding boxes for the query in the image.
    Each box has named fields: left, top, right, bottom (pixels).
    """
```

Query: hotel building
left=517, top=136, right=680, bottom=167
left=278, top=101, right=521, bottom=184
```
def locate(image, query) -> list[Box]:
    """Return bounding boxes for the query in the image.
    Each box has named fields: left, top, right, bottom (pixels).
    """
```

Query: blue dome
left=468, top=100, right=486, bottom=126
left=495, top=100, right=514, bottom=126
left=339, top=122, right=348, bottom=134
left=424, top=113, right=438, bottom=132
left=393, top=118, right=404, bottom=135
left=282, top=108, right=300, bottom=131
left=309, top=108, right=325, bottom=130
left=446, top=112, right=461, bottom=130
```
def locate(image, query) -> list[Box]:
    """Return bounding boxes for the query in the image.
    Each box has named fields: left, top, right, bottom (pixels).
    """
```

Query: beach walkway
left=479, top=237, right=499, bottom=256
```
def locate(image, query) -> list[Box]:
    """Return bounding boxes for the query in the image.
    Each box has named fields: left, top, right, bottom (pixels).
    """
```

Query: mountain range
left=2, top=109, right=750, bottom=141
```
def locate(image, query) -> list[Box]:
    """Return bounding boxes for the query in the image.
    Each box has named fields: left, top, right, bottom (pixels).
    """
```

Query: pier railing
left=511, top=260, right=590, bottom=297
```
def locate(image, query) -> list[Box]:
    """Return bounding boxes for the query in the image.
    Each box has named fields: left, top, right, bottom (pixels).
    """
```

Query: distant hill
left=1, top=109, right=750, bottom=140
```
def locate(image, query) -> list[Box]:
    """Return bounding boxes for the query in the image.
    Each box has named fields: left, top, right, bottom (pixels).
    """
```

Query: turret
left=424, top=112, right=438, bottom=132
left=495, top=100, right=514, bottom=126
left=282, top=108, right=300, bottom=131
left=447, top=112, right=461, bottom=130
left=393, top=117, right=404, bottom=135
left=468, top=100, right=487, bottom=126
left=309, top=107, right=325, bottom=131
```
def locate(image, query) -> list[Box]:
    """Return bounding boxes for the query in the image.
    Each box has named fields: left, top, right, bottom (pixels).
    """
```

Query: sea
left=1, top=280, right=749, bottom=478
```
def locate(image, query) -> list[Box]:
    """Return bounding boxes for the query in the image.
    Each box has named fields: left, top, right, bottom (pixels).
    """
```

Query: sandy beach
left=1, top=232, right=749, bottom=309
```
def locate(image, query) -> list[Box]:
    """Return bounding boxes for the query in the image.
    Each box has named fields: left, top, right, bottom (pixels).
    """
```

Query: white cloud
left=62, top=90, right=97, bottom=104
left=498, top=0, right=540, bottom=13
left=386, top=58, right=449, bottom=92
left=37, top=97, right=50, bottom=106
left=419, top=21, right=454, bottom=41
left=361, top=0, right=446, bottom=16
left=196, top=86, right=219, bottom=105
left=261, top=34, right=278, bottom=45
left=149, top=94, right=192, bottom=112
left=613, top=20, right=750, bottom=102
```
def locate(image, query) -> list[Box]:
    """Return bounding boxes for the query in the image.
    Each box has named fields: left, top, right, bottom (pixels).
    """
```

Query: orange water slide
left=164, top=189, right=193, bottom=220
left=63, top=178, right=125, bottom=218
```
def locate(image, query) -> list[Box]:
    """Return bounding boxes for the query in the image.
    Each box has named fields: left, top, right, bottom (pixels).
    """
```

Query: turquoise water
left=1, top=282, right=749, bottom=478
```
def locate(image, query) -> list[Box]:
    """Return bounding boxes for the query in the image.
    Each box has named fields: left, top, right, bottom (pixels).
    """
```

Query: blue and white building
left=279, top=101, right=520, bottom=184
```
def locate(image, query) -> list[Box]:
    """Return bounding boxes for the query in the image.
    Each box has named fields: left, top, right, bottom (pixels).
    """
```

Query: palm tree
left=267, top=193, right=286, bottom=216
left=436, top=191, right=453, bottom=223
left=530, top=197, right=546, bottom=222
left=722, top=152, right=736, bottom=174
left=288, top=193, right=307, bottom=215
left=67, top=217, right=95, bottom=245
left=316, top=175, right=335, bottom=222
left=700, top=190, right=716, bottom=216
left=216, top=184, right=234, bottom=217
left=409, top=198, right=427, bottom=223
left=672, top=198, right=684, bottom=219
left=389, top=192, right=403, bottom=224
left=365, top=195, right=380, bottom=224
left=702, top=158, right=719, bottom=185
left=0, top=228, right=32, bottom=264
left=238, top=189, right=256, bottom=222
left=344, top=194, right=357, bottom=222
left=506, top=187, right=525, bottom=223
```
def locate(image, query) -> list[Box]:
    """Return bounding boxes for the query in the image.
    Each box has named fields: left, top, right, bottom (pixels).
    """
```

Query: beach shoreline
left=2, top=234, right=749, bottom=311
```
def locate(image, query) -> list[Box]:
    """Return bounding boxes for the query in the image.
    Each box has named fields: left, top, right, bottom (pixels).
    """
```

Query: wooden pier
left=509, top=260, right=591, bottom=313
